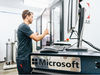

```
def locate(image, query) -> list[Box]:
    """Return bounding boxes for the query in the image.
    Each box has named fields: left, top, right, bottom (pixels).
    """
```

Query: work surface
left=31, top=49, right=100, bottom=57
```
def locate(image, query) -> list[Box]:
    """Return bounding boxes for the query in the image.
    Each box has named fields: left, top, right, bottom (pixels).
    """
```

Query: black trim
left=50, top=9, right=52, bottom=45
left=60, top=0, right=64, bottom=41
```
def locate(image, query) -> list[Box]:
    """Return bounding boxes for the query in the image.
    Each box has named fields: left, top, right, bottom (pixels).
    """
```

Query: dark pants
left=16, top=59, right=32, bottom=75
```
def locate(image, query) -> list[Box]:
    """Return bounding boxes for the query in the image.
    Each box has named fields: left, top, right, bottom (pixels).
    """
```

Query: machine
left=29, top=47, right=100, bottom=74
left=30, top=0, right=100, bottom=74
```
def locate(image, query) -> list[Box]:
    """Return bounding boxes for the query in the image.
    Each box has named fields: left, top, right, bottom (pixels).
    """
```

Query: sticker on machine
left=31, top=56, right=81, bottom=72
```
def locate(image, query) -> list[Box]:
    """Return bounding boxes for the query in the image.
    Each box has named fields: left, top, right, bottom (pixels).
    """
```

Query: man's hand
left=36, top=32, right=39, bottom=35
left=43, top=28, right=49, bottom=35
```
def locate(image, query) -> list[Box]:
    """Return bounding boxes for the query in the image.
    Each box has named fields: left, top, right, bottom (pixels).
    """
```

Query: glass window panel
left=52, top=5, right=60, bottom=43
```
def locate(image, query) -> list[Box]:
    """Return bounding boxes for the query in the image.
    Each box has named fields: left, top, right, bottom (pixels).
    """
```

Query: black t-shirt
left=17, top=23, right=34, bottom=60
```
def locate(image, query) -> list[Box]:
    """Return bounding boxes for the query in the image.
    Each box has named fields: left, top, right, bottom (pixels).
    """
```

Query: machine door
left=42, top=8, right=50, bottom=48
left=50, top=0, right=64, bottom=44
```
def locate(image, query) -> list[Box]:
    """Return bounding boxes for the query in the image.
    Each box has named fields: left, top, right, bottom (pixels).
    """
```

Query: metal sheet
left=31, top=55, right=81, bottom=72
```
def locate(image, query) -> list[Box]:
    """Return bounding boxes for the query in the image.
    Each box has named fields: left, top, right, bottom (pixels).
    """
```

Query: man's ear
left=26, top=15, right=29, bottom=19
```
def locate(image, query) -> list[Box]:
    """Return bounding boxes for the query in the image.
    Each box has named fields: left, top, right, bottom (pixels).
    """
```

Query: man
left=17, top=10, right=49, bottom=74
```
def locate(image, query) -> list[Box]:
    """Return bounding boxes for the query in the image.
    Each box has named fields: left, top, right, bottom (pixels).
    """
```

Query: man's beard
left=29, top=20, right=32, bottom=24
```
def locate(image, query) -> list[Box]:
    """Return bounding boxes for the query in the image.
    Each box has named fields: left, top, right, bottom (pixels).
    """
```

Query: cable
left=65, top=42, right=78, bottom=50
left=69, top=30, right=78, bottom=39
left=80, top=0, right=83, bottom=2
left=79, top=0, right=83, bottom=9
left=63, top=47, right=66, bottom=50
left=69, top=30, right=100, bottom=51
left=79, top=4, right=82, bottom=9
left=82, top=39, right=100, bottom=51
left=74, top=30, right=100, bottom=51
left=74, top=32, right=78, bottom=37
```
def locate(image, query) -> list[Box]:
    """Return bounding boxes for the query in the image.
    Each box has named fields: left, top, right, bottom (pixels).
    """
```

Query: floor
left=0, top=63, right=18, bottom=75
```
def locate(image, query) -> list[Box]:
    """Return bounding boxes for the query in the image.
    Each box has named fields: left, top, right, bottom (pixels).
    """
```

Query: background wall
left=64, top=0, right=100, bottom=51
left=0, top=6, right=37, bottom=61
left=1, top=0, right=100, bottom=61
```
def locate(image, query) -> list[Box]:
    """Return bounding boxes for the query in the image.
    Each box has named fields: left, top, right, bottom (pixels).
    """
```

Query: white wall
left=0, top=6, right=37, bottom=61
left=64, top=0, right=100, bottom=51
left=52, top=0, right=60, bottom=6
left=81, top=0, right=100, bottom=51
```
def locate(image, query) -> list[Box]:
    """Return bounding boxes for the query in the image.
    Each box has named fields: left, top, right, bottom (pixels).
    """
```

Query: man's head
left=22, top=10, right=33, bottom=24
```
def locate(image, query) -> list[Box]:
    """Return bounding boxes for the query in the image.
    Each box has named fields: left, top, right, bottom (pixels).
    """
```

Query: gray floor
left=0, top=63, right=18, bottom=75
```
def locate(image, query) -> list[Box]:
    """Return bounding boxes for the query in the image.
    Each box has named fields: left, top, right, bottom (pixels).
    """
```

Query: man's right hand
left=36, top=32, right=39, bottom=35
left=44, top=28, right=49, bottom=35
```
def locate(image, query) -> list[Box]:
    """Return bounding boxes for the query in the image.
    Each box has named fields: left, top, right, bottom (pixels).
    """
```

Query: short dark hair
left=22, top=10, right=33, bottom=20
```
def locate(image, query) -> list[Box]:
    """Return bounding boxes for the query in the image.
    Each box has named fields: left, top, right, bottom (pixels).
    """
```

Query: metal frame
left=50, top=0, right=64, bottom=44
left=36, top=16, right=42, bottom=50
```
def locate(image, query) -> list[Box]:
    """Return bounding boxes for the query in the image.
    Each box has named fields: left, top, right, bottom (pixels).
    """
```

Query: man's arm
left=29, top=29, right=49, bottom=41
left=29, top=33, right=45, bottom=41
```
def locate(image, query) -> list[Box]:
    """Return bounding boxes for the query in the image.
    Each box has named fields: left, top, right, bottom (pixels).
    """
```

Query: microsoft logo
left=32, top=58, right=79, bottom=68
left=32, top=59, right=38, bottom=65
